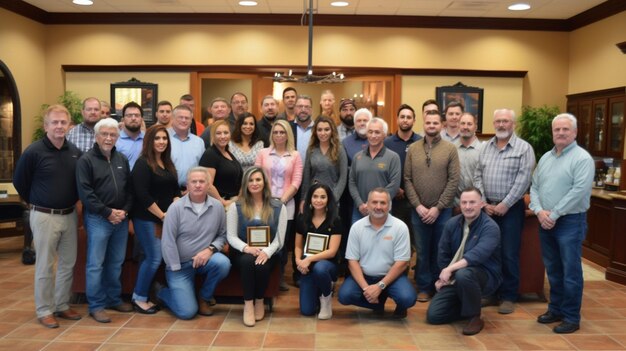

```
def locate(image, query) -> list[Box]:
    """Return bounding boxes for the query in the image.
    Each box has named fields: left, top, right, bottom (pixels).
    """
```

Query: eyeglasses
left=124, top=113, right=142, bottom=118
left=99, top=132, right=119, bottom=139
left=424, top=110, right=440, bottom=115
left=295, top=105, right=312, bottom=110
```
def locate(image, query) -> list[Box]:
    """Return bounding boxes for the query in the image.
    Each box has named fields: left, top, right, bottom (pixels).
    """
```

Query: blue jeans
left=84, top=210, right=128, bottom=313
left=539, top=212, right=586, bottom=325
left=490, top=199, right=524, bottom=301
left=299, top=260, right=337, bottom=316
left=131, top=218, right=162, bottom=302
left=412, top=208, right=452, bottom=294
left=352, top=206, right=365, bottom=224
left=338, top=274, right=416, bottom=311
left=158, top=254, right=231, bottom=320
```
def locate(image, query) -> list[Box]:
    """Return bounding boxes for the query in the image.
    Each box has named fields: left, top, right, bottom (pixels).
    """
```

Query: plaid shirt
left=473, top=133, right=535, bottom=208
left=66, top=123, right=95, bottom=153
left=338, top=123, right=355, bottom=142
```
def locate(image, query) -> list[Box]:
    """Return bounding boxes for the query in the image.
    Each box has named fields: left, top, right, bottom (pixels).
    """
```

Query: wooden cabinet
left=583, top=195, right=612, bottom=267
left=567, top=87, right=625, bottom=159
left=606, top=195, right=626, bottom=285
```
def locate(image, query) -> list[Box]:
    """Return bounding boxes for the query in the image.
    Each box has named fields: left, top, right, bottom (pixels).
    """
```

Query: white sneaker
left=318, top=293, right=333, bottom=320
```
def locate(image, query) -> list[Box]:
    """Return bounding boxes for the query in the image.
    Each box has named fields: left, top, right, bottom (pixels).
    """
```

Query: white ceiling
left=20, top=0, right=607, bottom=20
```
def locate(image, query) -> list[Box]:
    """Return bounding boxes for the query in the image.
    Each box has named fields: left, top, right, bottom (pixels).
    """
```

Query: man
left=441, top=100, right=464, bottom=143
left=530, top=113, right=594, bottom=334
left=13, top=105, right=83, bottom=328
left=292, top=94, right=314, bottom=164
left=179, top=94, right=204, bottom=136
left=76, top=117, right=134, bottom=323
left=454, top=112, right=483, bottom=207
left=168, top=105, right=206, bottom=190
left=229, top=92, right=249, bottom=125
left=115, top=101, right=145, bottom=170
left=256, top=95, right=280, bottom=147
left=426, top=187, right=501, bottom=336
left=277, top=87, right=297, bottom=122
left=348, top=117, right=401, bottom=223
left=67, top=97, right=101, bottom=152
left=404, top=100, right=460, bottom=302
left=200, top=97, right=232, bottom=148
left=474, top=108, right=534, bottom=314
left=343, top=108, right=371, bottom=164
left=337, top=98, right=357, bottom=142
left=384, top=104, right=422, bottom=251
left=158, top=167, right=232, bottom=320
left=338, top=188, right=416, bottom=318
left=155, top=100, right=173, bottom=128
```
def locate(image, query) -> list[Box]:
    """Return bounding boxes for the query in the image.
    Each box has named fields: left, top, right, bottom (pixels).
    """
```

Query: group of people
left=13, top=87, right=594, bottom=336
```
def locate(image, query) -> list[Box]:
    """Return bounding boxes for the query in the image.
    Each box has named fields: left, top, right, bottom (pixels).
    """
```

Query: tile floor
left=0, top=236, right=626, bottom=350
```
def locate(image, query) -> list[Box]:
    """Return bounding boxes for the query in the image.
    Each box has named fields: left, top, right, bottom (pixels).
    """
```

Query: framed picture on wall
left=110, top=77, right=158, bottom=126
left=436, top=82, right=484, bottom=133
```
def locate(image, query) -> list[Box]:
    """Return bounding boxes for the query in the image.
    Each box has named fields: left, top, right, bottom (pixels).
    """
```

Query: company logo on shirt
left=377, top=163, right=386, bottom=169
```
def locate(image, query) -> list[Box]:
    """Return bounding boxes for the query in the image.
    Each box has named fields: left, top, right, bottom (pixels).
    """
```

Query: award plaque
left=304, top=232, right=329, bottom=256
left=247, top=226, right=270, bottom=247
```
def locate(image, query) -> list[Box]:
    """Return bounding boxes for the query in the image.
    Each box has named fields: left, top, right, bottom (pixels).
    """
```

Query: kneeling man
left=426, top=187, right=501, bottom=335
left=338, top=188, right=416, bottom=318
left=159, top=167, right=231, bottom=319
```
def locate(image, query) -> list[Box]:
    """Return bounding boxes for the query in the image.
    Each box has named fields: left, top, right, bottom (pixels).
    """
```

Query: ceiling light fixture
left=508, top=3, right=531, bottom=11
left=330, top=1, right=349, bottom=7
left=272, top=0, right=345, bottom=84
left=238, top=1, right=258, bottom=6
left=72, top=0, right=93, bottom=5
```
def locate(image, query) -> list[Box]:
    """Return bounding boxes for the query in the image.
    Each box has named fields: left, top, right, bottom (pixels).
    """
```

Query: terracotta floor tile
left=585, top=320, right=626, bottom=334
left=76, top=312, right=134, bottom=327
left=581, top=307, right=625, bottom=320
left=315, top=332, right=367, bottom=349
left=6, top=323, right=70, bottom=340
left=595, top=297, right=626, bottom=309
left=263, top=332, right=315, bottom=349
left=463, top=333, right=518, bottom=350
left=0, top=322, right=19, bottom=337
left=413, top=333, right=468, bottom=350
left=363, top=333, right=418, bottom=350
left=219, top=314, right=270, bottom=331
left=56, top=326, right=117, bottom=343
left=97, top=343, right=155, bottom=351
left=359, top=318, right=411, bottom=334
left=212, top=331, right=265, bottom=348
left=0, top=309, right=36, bottom=324
left=124, top=314, right=177, bottom=329
left=611, top=334, right=626, bottom=347
left=268, top=316, right=317, bottom=333
left=171, top=314, right=226, bottom=330
left=315, top=317, right=363, bottom=333
left=509, top=334, right=573, bottom=350
left=160, top=330, right=217, bottom=346
left=489, top=320, right=554, bottom=335
left=563, top=334, right=625, bottom=350
left=153, top=346, right=209, bottom=351
left=42, top=341, right=100, bottom=351
left=108, top=327, right=167, bottom=344
left=0, top=339, right=49, bottom=351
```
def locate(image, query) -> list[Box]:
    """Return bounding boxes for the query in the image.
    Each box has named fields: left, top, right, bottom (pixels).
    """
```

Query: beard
left=340, top=115, right=354, bottom=127
left=125, top=123, right=141, bottom=133
left=399, top=124, right=413, bottom=132
left=425, top=129, right=439, bottom=137
left=495, top=129, right=512, bottom=139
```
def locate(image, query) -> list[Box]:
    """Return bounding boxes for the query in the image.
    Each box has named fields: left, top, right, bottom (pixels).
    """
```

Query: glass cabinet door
left=608, top=97, right=624, bottom=156
left=592, top=100, right=607, bottom=155
left=578, top=102, right=592, bottom=150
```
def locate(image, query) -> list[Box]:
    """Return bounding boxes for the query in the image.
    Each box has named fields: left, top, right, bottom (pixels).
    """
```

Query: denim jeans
left=412, top=208, right=452, bottom=294
left=490, top=199, right=524, bottom=301
left=158, top=253, right=231, bottom=320
left=539, top=212, right=586, bottom=325
left=84, top=210, right=128, bottom=313
left=352, top=206, right=365, bottom=224
left=338, top=274, right=416, bottom=312
left=131, top=218, right=162, bottom=302
left=426, top=267, right=488, bottom=324
left=299, top=260, right=338, bottom=316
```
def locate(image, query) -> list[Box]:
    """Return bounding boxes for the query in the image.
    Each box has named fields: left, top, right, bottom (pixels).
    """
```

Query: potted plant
left=516, top=105, right=560, bottom=162
left=32, top=91, right=83, bottom=141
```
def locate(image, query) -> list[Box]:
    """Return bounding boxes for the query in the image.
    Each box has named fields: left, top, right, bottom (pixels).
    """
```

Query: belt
left=30, top=205, right=75, bottom=215
left=486, top=199, right=501, bottom=205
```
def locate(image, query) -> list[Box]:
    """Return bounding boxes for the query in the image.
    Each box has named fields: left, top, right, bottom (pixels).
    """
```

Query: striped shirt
left=473, top=133, right=535, bottom=208
left=66, top=123, right=95, bottom=153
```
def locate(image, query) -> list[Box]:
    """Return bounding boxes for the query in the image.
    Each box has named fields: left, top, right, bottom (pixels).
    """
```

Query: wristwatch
left=209, top=245, right=219, bottom=254
left=377, top=281, right=386, bottom=290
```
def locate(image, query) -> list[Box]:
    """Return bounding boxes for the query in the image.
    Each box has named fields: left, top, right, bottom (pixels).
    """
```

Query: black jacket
left=76, top=143, right=133, bottom=218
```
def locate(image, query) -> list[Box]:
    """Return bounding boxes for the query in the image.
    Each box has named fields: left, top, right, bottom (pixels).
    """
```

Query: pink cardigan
left=255, top=147, right=303, bottom=197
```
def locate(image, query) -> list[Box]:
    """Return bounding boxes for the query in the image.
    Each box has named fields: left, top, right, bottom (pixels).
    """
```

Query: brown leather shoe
left=90, top=309, right=111, bottom=323
left=38, top=314, right=59, bottom=328
left=417, top=292, right=431, bottom=302
left=54, top=308, right=82, bottom=320
left=197, top=298, right=214, bottom=316
left=107, top=302, right=133, bottom=313
left=462, top=316, right=484, bottom=335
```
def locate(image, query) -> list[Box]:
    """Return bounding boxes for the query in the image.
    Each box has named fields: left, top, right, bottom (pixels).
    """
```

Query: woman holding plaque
left=229, top=113, right=264, bottom=173
left=295, top=183, right=342, bottom=319
left=199, top=120, right=243, bottom=208
left=131, top=124, right=181, bottom=314
left=300, top=116, right=347, bottom=211
left=227, top=166, right=287, bottom=327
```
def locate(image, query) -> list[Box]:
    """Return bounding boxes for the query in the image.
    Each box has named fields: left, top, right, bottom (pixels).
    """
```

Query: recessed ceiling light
left=238, top=1, right=258, bottom=6
left=72, top=0, right=93, bottom=5
left=331, top=1, right=349, bottom=7
left=508, top=3, right=531, bottom=11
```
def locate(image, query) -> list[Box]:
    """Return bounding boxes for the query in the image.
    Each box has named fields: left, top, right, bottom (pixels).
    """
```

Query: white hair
left=367, top=117, right=388, bottom=135
left=552, top=113, right=577, bottom=129
left=493, top=108, right=516, bottom=122
left=354, top=108, right=372, bottom=121
left=94, top=117, right=119, bottom=134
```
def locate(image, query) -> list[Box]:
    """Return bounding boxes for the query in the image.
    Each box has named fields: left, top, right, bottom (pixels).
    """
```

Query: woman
left=319, top=89, right=337, bottom=124
left=227, top=167, right=287, bottom=327
left=199, top=120, right=243, bottom=208
left=300, top=116, right=347, bottom=211
left=295, top=183, right=342, bottom=319
left=229, top=113, right=264, bottom=172
left=255, top=119, right=303, bottom=289
left=131, top=124, right=181, bottom=314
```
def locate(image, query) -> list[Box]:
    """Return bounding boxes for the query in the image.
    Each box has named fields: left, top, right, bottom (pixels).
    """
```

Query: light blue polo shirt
left=168, top=128, right=206, bottom=187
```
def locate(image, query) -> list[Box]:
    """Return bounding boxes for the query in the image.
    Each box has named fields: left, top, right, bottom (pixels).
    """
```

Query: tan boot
left=243, top=300, right=255, bottom=327
left=254, top=298, right=265, bottom=321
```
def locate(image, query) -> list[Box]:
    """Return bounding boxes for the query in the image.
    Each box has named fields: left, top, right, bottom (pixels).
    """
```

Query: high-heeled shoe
left=132, top=300, right=158, bottom=314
